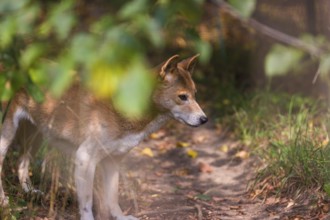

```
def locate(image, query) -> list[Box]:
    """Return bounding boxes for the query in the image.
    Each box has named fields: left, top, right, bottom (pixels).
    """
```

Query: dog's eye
left=178, top=94, right=188, bottom=101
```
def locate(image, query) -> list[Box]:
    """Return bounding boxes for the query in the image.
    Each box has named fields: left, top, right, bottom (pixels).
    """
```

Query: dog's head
left=153, top=54, right=208, bottom=127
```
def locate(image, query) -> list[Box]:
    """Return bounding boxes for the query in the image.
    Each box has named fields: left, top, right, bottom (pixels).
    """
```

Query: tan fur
left=0, top=55, right=207, bottom=220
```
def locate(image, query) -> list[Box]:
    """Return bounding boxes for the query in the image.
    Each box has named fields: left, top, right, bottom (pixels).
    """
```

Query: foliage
left=265, top=44, right=304, bottom=77
left=228, top=0, right=256, bottom=18
left=0, top=0, right=210, bottom=118
left=225, top=91, right=330, bottom=198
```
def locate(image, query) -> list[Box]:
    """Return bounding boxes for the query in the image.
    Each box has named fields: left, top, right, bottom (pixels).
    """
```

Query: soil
left=6, top=121, right=329, bottom=220
left=114, top=122, right=322, bottom=220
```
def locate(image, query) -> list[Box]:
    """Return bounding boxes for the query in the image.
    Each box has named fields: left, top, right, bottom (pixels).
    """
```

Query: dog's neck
left=111, top=112, right=171, bottom=156
left=119, top=106, right=171, bottom=137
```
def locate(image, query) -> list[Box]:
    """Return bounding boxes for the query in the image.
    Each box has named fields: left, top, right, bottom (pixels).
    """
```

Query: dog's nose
left=199, top=116, right=208, bottom=124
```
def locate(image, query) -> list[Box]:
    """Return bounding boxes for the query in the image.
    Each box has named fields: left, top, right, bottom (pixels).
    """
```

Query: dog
left=0, top=54, right=207, bottom=220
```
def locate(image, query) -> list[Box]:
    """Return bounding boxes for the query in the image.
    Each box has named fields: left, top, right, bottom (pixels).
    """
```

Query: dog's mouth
left=176, top=117, right=201, bottom=127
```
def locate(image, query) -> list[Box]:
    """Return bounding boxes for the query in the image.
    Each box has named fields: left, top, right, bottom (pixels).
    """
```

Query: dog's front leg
left=99, top=157, right=139, bottom=220
left=75, top=138, right=103, bottom=220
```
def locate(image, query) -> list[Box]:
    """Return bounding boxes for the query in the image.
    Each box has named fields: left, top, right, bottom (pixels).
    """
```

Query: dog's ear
left=159, top=54, right=180, bottom=79
left=178, top=54, right=200, bottom=73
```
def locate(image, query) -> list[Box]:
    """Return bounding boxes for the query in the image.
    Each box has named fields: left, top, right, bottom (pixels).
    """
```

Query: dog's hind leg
left=0, top=108, right=28, bottom=205
left=16, top=120, right=44, bottom=194
left=98, top=157, right=139, bottom=220
left=74, top=138, right=104, bottom=220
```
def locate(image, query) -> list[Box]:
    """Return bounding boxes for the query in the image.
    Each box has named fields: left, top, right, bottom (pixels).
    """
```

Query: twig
left=195, top=204, right=203, bottom=220
left=136, top=206, right=196, bottom=217
left=212, top=0, right=324, bottom=58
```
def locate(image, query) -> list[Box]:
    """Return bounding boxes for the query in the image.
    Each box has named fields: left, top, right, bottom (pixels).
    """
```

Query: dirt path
left=120, top=123, right=282, bottom=220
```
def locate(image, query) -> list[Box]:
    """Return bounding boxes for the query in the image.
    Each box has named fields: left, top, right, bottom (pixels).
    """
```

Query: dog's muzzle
left=199, top=116, right=208, bottom=125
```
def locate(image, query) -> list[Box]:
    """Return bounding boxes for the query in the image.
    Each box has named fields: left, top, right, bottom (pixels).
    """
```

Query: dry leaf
left=150, top=130, right=166, bottom=139
left=235, top=150, right=249, bottom=159
left=187, top=149, right=198, bottom=158
left=198, top=162, right=213, bottom=173
left=219, top=145, right=229, bottom=153
left=286, top=200, right=295, bottom=209
left=141, top=147, right=154, bottom=157
left=177, top=141, right=190, bottom=148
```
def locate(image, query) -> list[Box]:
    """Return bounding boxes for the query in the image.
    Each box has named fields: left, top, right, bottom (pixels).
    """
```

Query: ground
left=115, top=122, right=324, bottom=220
left=4, top=121, right=329, bottom=220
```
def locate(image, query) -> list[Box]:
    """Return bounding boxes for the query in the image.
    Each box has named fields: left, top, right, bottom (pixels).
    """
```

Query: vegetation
left=219, top=91, right=330, bottom=199
left=1, top=0, right=330, bottom=219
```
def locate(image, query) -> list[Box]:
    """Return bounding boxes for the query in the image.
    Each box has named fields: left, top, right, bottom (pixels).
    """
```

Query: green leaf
left=265, top=44, right=304, bottom=77
left=70, top=34, right=97, bottom=64
left=195, top=194, right=212, bottom=201
left=119, top=0, right=148, bottom=19
left=27, top=82, right=44, bottom=102
left=195, top=40, right=212, bottom=64
left=20, top=43, right=46, bottom=69
left=113, top=59, right=154, bottom=118
left=318, top=54, right=330, bottom=79
left=0, top=16, right=17, bottom=47
left=0, top=0, right=28, bottom=13
left=49, top=0, right=76, bottom=40
left=228, top=0, right=256, bottom=18
left=49, top=54, right=75, bottom=97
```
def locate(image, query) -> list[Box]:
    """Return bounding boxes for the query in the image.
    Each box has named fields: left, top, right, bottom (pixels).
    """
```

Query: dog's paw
left=115, top=215, right=139, bottom=220
left=0, top=196, right=9, bottom=206
left=29, top=189, right=44, bottom=196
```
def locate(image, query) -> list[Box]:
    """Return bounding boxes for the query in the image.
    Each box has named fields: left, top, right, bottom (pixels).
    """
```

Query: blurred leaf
left=16, top=4, right=40, bottom=34
left=0, top=0, right=28, bottom=13
left=89, top=62, right=121, bottom=98
left=141, top=147, right=154, bottom=157
left=0, top=77, right=13, bottom=101
left=119, top=0, right=148, bottom=19
left=228, top=0, right=256, bottom=18
left=187, top=149, right=198, bottom=158
left=28, top=63, right=48, bottom=86
left=318, top=54, right=330, bottom=79
left=20, top=43, right=46, bottom=69
left=113, top=59, right=154, bottom=118
left=90, top=15, right=114, bottom=34
left=195, top=40, right=212, bottom=64
left=27, top=82, right=44, bottom=102
left=70, top=34, right=97, bottom=65
left=0, top=16, right=16, bottom=47
left=265, top=44, right=304, bottom=77
left=49, top=55, right=75, bottom=97
left=49, top=0, right=76, bottom=40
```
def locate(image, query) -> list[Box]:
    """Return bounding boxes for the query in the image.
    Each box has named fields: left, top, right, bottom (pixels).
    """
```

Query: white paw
left=29, top=189, right=44, bottom=196
left=115, top=215, right=139, bottom=220
left=0, top=196, right=9, bottom=206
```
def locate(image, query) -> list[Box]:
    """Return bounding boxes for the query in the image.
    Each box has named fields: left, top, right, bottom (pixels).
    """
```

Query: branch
left=212, top=0, right=324, bottom=57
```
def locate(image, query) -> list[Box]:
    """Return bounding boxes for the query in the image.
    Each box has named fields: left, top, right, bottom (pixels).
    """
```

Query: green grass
left=216, top=89, right=330, bottom=199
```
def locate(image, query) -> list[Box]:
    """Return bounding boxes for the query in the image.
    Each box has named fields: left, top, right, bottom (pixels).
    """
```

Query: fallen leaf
left=229, top=205, right=241, bottom=210
left=177, top=141, right=190, bottom=148
left=286, top=200, right=295, bottom=209
left=141, top=147, right=154, bottom=157
left=198, top=162, right=213, bottom=173
left=219, top=145, right=229, bottom=153
left=187, top=149, right=198, bottom=158
left=235, top=150, right=249, bottom=159
left=195, top=194, right=212, bottom=201
left=150, top=130, right=166, bottom=139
